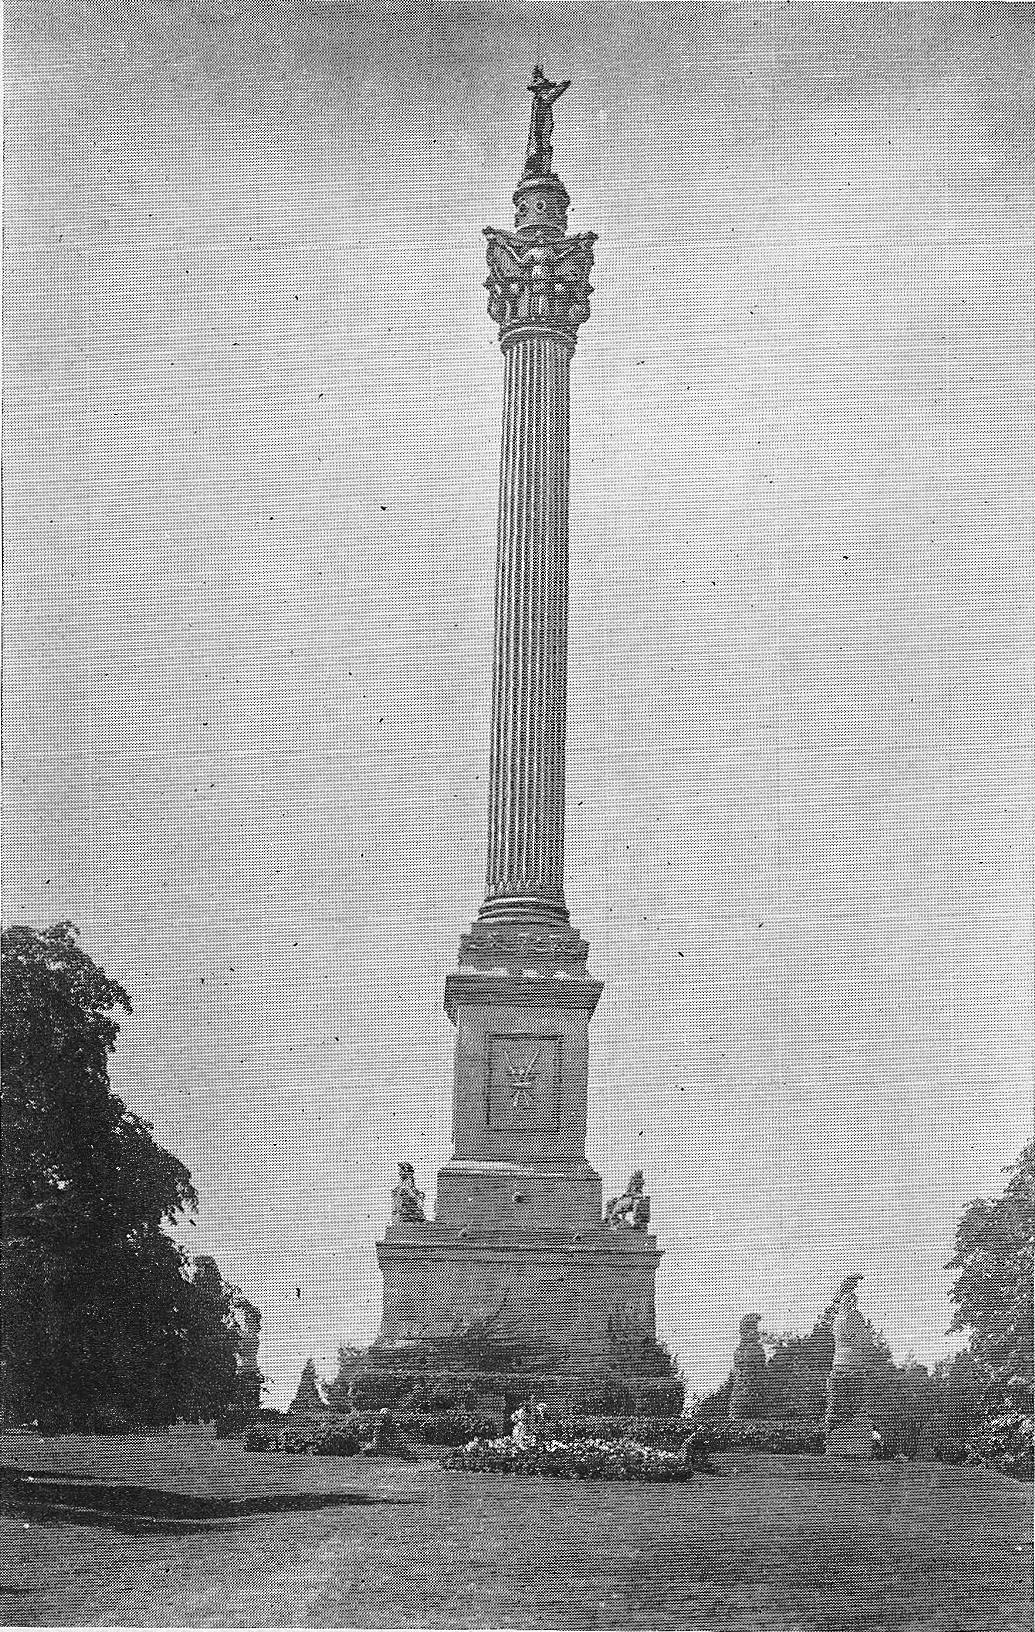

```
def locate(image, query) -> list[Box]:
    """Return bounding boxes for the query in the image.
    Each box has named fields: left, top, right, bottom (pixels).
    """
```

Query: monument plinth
left=373, top=73, right=667, bottom=1386
left=825, top=1275, right=877, bottom=1457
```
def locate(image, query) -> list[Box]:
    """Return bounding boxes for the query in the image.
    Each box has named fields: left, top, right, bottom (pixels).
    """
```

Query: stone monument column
left=436, top=89, right=601, bottom=1215
left=373, top=74, right=666, bottom=1384
left=478, top=209, right=591, bottom=928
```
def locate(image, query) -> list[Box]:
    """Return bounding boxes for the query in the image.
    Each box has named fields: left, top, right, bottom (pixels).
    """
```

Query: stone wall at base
left=375, top=1221, right=661, bottom=1372
left=826, top=1416, right=875, bottom=1458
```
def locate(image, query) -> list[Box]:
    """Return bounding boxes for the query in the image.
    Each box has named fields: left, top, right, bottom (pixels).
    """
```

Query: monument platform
left=375, top=1220, right=661, bottom=1370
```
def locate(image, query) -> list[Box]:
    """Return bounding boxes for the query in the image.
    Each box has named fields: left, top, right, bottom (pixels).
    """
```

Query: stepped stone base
left=374, top=1220, right=661, bottom=1371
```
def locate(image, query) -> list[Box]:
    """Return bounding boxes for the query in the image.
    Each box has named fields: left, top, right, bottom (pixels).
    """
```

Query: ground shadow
left=1, top=1466, right=422, bottom=1534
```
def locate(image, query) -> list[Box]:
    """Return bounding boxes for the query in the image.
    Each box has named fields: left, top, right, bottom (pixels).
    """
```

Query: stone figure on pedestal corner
left=729, top=1312, right=767, bottom=1420
left=391, top=1162, right=426, bottom=1224
left=605, top=1170, right=651, bottom=1230
left=524, top=65, right=570, bottom=178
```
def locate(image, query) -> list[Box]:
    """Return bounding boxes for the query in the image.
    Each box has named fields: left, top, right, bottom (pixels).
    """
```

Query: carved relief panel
left=485, top=1033, right=561, bottom=1132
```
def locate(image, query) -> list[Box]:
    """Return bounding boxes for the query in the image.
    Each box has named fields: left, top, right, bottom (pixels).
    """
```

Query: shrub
left=329, top=1368, right=683, bottom=1418
left=550, top=1375, right=684, bottom=1417
left=242, top=1409, right=498, bottom=1455
left=398, top=1411, right=498, bottom=1447
left=243, top=1416, right=363, bottom=1456
left=287, top=1358, right=326, bottom=1415
left=631, top=1378, right=684, bottom=1417
left=604, top=1312, right=680, bottom=1379
left=694, top=1419, right=826, bottom=1456
left=442, top=1434, right=696, bottom=1482
left=966, top=1409, right=1034, bottom=1481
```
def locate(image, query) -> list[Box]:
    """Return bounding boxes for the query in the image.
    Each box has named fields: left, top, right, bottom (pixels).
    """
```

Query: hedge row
left=564, top=1418, right=828, bottom=1456
left=694, top=1420, right=827, bottom=1455
left=244, top=1411, right=825, bottom=1459
left=245, top=1410, right=500, bottom=1454
left=337, top=1369, right=683, bottom=1418
left=696, top=1418, right=970, bottom=1463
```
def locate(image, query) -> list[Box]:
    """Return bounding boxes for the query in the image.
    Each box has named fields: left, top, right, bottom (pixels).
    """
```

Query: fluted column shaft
left=481, top=328, right=573, bottom=925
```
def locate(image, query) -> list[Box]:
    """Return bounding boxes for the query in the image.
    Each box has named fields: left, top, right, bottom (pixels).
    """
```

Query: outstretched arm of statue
left=543, top=79, right=571, bottom=107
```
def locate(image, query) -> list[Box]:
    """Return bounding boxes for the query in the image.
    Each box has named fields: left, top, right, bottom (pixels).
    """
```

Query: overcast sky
left=4, top=1, right=1032, bottom=1408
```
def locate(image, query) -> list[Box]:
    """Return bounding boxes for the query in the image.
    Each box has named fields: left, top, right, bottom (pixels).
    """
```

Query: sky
left=4, top=1, right=1032, bottom=1409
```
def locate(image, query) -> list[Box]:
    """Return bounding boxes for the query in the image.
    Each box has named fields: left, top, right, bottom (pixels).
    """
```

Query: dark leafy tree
left=1, top=922, right=242, bottom=1428
left=947, top=1142, right=1034, bottom=1406
left=947, top=1142, right=1034, bottom=1476
left=932, top=1348, right=991, bottom=1437
left=172, top=1256, right=244, bottom=1422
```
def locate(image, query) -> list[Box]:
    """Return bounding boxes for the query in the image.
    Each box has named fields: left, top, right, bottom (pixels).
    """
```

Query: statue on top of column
left=524, top=65, right=570, bottom=178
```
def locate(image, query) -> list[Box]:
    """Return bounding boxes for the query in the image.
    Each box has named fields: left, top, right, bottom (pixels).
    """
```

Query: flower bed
left=556, top=1415, right=692, bottom=1450
left=441, top=1434, right=695, bottom=1481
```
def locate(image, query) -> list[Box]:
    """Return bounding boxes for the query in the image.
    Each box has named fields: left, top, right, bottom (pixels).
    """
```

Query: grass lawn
left=1, top=1434, right=1031, bottom=1629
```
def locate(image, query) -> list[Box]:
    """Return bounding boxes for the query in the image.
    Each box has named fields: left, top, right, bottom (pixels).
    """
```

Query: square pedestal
left=374, top=1221, right=661, bottom=1371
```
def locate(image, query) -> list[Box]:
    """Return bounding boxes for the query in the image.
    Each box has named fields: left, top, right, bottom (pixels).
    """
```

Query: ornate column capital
left=483, top=226, right=596, bottom=346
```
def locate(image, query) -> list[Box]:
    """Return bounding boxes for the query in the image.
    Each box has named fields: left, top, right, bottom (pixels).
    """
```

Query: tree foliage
left=323, top=1344, right=365, bottom=1412
left=1, top=922, right=247, bottom=1428
left=174, top=1256, right=246, bottom=1422
left=288, top=1357, right=326, bottom=1414
left=947, top=1141, right=1034, bottom=1404
left=947, top=1142, right=1034, bottom=1477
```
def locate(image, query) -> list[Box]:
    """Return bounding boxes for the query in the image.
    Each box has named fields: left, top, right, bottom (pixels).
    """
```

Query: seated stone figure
left=391, top=1161, right=426, bottom=1224
left=605, top=1169, right=651, bottom=1230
